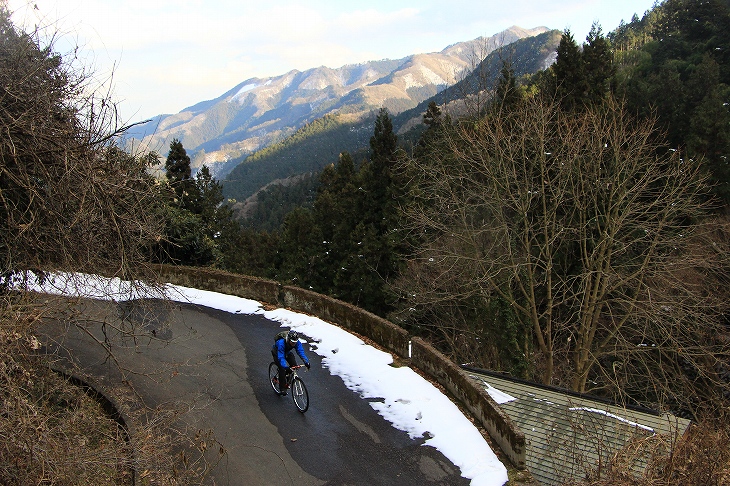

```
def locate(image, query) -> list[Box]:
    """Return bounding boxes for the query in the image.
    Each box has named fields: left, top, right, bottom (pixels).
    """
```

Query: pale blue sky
left=8, top=0, right=657, bottom=123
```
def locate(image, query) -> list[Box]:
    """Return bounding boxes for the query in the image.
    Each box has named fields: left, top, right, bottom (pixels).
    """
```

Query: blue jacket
left=275, top=337, right=310, bottom=369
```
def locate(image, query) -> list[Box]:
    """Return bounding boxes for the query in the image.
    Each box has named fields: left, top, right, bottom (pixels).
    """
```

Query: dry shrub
left=564, top=415, right=730, bottom=486
left=648, top=417, right=730, bottom=486
left=0, top=292, right=132, bottom=485
left=0, top=4, right=214, bottom=483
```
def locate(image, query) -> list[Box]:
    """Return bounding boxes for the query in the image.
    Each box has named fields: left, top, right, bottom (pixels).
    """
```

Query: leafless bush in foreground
left=0, top=4, right=219, bottom=483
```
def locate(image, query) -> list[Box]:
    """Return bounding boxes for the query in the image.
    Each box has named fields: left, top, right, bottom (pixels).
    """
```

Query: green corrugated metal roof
left=465, top=369, right=691, bottom=486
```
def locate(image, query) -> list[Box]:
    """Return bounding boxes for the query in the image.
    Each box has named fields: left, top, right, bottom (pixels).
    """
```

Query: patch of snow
left=231, top=83, right=258, bottom=102
left=402, top=73, right=423, bottom=90
left=301, top=76, right=330, bottom=91
left=568, top=407, right=655, bottom=433
left=418, top=65, right=447, bottom=86
left=483, top=383, right=517, bottom=404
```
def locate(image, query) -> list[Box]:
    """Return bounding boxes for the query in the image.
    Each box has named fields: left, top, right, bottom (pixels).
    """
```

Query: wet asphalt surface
left=43, top=298, right=471, bottom=485
left=207, top=306, right=469, bottom=485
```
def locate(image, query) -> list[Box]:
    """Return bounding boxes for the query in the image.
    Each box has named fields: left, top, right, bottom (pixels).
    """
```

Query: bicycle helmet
left=287, top=330, right=299, bottom=342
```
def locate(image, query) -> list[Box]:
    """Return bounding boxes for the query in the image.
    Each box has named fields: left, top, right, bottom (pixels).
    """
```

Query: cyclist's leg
left=272, top=347, right=287, bottom=392
left=283, top=350, right=297, bottom=388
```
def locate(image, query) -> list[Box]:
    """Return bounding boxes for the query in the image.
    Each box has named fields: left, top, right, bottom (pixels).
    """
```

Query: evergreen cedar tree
left=159, top=139, right=234, bottom=267
left=165, top=138, right=196, bottom=210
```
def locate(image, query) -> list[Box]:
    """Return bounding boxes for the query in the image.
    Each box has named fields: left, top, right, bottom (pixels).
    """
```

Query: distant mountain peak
left=124, top=26, right=554, bottom=180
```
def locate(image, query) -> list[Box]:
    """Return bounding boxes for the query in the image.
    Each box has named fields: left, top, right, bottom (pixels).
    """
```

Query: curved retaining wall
left=155, top=264, right=281, bottom=304
left=410, top=338, right=525, bottom=468
left=154, top=264, right=526, bottom=469
left=280, top=285, right=411, bottom=358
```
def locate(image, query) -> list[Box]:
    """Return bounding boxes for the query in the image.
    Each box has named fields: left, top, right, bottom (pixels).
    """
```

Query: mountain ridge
left=221, top=28, right=563, bottom=218
left=124, top=25, right=550, bottom=178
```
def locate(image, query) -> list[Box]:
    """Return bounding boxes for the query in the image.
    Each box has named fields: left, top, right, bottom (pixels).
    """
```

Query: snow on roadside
left=263, top=307, right=508, bottom=486
left=24, top=273, right=509, bottom=486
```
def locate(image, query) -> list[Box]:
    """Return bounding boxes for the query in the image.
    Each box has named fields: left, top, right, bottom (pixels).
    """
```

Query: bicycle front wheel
left=268, top=362, right=281, bottom=394
left=291, top=376, right=309, bottom=413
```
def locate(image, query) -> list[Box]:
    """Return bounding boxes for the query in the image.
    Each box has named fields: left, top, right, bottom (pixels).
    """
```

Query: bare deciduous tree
left=394, top=93, right=730, bottom=413
left=0, top=7, right=163, bottom=282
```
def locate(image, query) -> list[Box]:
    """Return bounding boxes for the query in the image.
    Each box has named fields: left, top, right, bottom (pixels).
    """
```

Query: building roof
left=464, top=368, right=692, bottom=486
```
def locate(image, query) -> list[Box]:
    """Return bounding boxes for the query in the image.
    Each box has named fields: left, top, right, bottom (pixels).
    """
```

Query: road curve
left=43, top=297, right=471, bottom=485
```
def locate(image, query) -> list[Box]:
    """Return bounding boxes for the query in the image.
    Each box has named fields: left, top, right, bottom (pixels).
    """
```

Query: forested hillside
left=611, top=0, right=730, bottom=204
left=223, top=113, right=373, bottom=204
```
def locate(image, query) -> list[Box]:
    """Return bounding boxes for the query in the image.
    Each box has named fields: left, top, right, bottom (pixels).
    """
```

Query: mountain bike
left=269, top=363, right=309, bottom=413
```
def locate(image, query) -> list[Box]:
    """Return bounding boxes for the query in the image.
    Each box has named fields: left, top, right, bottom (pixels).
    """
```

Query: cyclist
left=271, top=330, right=310, bottom=395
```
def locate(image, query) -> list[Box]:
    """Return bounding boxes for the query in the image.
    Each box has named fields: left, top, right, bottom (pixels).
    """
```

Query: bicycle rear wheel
left=291, top=376, right=309, bottom=413
left=268, top=362, right=281, bottom=394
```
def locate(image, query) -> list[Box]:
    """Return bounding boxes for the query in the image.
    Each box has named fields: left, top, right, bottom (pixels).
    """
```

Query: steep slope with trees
left=389, top=1, right=730, bottom=422
left=611, top=0, right=730, bottom=206
left=223, top=113, right=373, bottom=204
left=226, top=1, right=730, bottom=426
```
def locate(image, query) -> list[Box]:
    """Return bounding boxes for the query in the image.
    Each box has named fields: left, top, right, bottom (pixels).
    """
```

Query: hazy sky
left=8, top=0, right=657, bottom=123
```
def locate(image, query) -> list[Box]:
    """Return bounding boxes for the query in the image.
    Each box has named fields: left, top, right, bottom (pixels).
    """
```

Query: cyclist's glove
left=305, top=362, right=311, bottom=369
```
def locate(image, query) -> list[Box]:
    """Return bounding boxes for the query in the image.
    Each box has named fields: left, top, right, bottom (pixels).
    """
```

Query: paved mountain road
left=43, top=297, right=471, bottom=485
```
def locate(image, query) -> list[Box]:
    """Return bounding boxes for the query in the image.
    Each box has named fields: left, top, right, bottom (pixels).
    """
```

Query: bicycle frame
left=269, top=363, right=309, bottom=413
